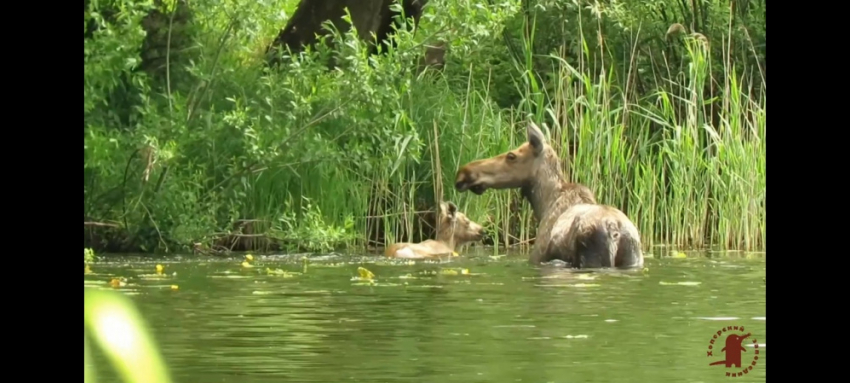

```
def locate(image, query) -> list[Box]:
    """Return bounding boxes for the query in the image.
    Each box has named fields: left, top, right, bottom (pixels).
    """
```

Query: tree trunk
left=266, top=0, right=428, bottom=66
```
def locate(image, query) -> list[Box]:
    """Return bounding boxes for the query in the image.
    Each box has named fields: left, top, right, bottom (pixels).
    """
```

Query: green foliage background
left=83, top=0, right=765, bottom=254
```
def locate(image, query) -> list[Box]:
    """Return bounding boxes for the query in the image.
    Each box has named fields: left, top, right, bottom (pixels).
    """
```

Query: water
left=84, top=249, right=766, bottom=383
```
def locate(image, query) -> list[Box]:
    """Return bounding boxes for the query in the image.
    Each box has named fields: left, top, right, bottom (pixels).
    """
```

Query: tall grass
left=83, top=0, right=765, bottom=254
left=544, top=35, right=765, bottom=252
left=441, top=18, right=765, bottom=253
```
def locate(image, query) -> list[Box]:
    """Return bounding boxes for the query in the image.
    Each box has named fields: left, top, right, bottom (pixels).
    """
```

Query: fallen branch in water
left=505, top=236, right=536, bottom=247
left=211, top=233, right=270, bottom=238
left=84, top=221, right=120, bottom=228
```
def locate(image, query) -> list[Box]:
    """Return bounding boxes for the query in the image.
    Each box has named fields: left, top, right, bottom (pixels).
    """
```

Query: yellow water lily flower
left=357, top=267, right=375, bottom=280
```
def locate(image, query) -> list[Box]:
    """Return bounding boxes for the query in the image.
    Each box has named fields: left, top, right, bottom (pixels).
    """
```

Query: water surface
left=84, top=249, right=766, bottom=383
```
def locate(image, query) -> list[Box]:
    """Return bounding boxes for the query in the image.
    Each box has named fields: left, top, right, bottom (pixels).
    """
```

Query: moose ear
left=527, top=121, right=546, bottom=154
left=437, top=201, right=449, bottom=217
left=446, top=201, right=458, bottom=217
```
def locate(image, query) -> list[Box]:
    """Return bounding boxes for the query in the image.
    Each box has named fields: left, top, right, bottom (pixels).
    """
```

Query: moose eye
left=506, top=152, right=516, bottom=161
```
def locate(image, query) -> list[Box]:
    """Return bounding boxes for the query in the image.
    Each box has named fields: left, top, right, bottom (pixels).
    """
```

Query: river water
left=84, top=249, right=766, bottom=383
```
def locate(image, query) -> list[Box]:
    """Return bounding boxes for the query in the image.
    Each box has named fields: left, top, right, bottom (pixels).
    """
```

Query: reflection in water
left=85, top=251, right=766, bottom=383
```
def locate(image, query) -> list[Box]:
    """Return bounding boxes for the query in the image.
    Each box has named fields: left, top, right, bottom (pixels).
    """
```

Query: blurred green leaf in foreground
left=84, top=288, right=173, bottom=383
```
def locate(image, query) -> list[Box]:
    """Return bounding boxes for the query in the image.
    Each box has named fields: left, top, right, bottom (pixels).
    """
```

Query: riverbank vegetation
left=84, top=0, right=765, bottom=255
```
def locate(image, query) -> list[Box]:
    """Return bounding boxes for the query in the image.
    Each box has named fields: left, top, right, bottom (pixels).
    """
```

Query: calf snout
left=471, top=224, right=488, bottom=241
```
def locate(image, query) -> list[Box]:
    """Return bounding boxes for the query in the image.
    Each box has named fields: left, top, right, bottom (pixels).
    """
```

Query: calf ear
left=527, top=121, right=546, bottom=155
left=446, top=201, right=458, bottom=218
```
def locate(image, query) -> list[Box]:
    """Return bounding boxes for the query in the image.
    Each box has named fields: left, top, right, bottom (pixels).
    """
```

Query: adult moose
left=454, top=121, right=644, bottom=269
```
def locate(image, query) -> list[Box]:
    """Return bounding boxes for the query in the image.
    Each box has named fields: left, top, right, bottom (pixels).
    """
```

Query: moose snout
left=455, top=168, right=474, bottom=191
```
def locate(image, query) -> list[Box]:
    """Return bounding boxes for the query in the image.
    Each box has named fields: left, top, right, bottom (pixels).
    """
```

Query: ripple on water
left=85, top=253, right=766, bottom=383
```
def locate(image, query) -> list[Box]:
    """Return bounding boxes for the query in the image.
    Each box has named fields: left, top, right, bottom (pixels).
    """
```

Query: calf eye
left=506, top=152, right=516, bottom=161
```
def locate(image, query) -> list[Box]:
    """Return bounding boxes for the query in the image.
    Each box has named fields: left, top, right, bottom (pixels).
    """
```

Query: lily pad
left=440, top=268, right=470, bottom=276
left=534, top=283, right=601, bottom=288
left=308, top=263, right=347, bottom=268
left=210, top=275, right=252, bottom=279
left=265, top=268, right=301, bottom=277
left=659, top=281, right=701, bottom=286
left=351, top=282, right=401, bottom=287
left=573, top=283, right=601, bottom=288
left=138, top=273, right=171, bottom=280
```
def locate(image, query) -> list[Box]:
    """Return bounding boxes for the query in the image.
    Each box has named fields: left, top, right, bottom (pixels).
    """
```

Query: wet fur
left=454, top=121, right=643, bottom=269
left=384, top=201, right=485, bottom=260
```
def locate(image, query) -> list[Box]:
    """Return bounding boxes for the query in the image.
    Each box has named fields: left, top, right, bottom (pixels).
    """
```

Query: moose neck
left=434, top=226, right=458, bottom=250
left=521, top=149, right=568, bottom=223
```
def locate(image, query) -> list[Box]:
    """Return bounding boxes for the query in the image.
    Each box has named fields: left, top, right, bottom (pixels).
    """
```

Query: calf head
left=437, top=201, right=486, bottom=245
